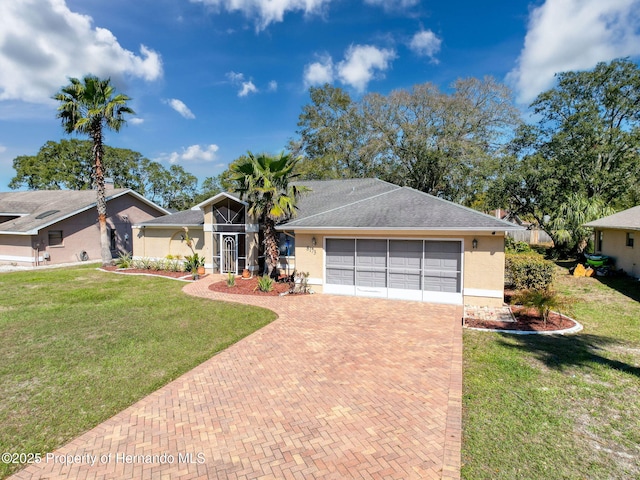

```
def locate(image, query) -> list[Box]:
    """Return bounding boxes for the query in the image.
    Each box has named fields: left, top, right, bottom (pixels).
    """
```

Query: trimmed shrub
left=505, top=253, right=555, bottom=290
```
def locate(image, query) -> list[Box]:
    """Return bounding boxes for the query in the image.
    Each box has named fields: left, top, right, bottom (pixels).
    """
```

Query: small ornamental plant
left=226, top=272, right=236, bottom=287
left=255, top=275, right=274, bottom=293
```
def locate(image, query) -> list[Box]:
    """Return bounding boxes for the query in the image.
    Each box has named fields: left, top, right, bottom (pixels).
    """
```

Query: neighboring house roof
left=135, top=209, right=204, bottom=227
left=584, top=205, right=640, bottom=231
left=281, top=179, right=522, bottom=231
left=0, top=189, right=170, bottom=235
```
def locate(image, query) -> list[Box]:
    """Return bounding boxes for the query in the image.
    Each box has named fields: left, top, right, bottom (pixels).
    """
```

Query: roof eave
left=276, top=225, right=522, bottom=232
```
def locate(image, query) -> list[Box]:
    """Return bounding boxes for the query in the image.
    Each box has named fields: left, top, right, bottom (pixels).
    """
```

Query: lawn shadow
left=497, top=333, right=640, bottom=378
left=594, top=275, right=640, bottom=303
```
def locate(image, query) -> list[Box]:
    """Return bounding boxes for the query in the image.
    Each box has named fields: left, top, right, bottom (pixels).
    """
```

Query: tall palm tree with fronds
left=54, top=76, right=135, bottom=265
left=230, top=152, right=307, bottom=278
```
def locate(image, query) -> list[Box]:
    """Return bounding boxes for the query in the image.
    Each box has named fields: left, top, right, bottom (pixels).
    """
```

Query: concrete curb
left=464, top=313, right=584, bottom=335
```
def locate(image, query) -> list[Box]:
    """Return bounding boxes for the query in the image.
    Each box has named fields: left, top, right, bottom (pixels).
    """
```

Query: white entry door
left=220, top=234, right=238, bottom=274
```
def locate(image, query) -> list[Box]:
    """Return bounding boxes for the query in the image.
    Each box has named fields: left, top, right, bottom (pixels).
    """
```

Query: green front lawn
left=0, top=265, right=275, bottom=478
left=462, top=266, right=640, bottom=479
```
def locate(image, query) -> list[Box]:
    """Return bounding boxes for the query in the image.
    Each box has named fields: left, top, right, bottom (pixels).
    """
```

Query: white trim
left=203, top=224, right=213, bottom=232
left=307, top=277, right=323, bottom=285
left=191, top=192, right=247, bottom=210
left=0, top=254, right=42, bottom=263
left=246, top=223, right=259, bottom=233
left=464, top=288, right=503, bottom=299
left=423, top=291, right=463, bottom=305
left=324, top=284, right=356, bottom=296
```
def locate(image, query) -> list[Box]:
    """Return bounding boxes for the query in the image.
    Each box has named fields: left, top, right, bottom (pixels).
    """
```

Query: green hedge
left=505, top=253, right=555, bottom=290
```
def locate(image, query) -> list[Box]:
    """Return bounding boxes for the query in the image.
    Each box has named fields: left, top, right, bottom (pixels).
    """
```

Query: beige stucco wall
left=290, top=229, right=505, bottom=307
left=132, top=226, right=206, bottom=261
left=597, top=229, right=639, bottom=278
left=0, top=194, right=165, bottom=266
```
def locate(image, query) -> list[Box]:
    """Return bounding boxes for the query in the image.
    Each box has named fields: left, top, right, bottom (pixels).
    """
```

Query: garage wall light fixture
left=311, top=237, right=317, bottom=247
left=472, top=238, right=478, bottom=250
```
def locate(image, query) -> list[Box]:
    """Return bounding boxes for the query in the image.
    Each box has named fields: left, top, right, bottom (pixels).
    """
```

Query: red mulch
left=209, top=276, right=292, bottom=296
left=465, top=306, right=577, bottom=332
left=101, top=266, right=195, bottom=279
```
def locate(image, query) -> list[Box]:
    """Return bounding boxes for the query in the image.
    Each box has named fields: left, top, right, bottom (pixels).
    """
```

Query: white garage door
left=325, top=238, right=462, bottom=304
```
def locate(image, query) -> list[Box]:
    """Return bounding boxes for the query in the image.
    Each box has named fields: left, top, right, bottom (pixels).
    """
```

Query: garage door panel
left=389, top=272, right=421, bottom=290
left=356, top=239, right=387, bottom=268
left=326, top=268, right=355, bottom=285
left=424, top=275, right=460, bottom=293
left=357, top=269, right=386, bottom=288
left=326, top=239, right=355, bottom=266
left=389, top=240, right=422, bottom=270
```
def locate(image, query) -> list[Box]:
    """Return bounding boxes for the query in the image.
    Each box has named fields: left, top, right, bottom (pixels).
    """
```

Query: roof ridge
left=402, top=186, right=518, bottom=229
left=283, top=184, right=401, bottom=225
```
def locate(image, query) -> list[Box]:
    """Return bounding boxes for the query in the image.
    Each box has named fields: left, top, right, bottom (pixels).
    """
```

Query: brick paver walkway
left=11, top=276, right=463, bottom=479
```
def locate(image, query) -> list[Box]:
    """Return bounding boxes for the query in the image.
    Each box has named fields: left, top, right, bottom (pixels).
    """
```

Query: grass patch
left=0, top=265, right=275, bottom=478
left=462, top=266, right=640, bottom=479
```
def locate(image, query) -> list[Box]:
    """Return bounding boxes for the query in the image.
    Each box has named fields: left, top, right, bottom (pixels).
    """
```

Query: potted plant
left=184, top=253, right=205, bottom=277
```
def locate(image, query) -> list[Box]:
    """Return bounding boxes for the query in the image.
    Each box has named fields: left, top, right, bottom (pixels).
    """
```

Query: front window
left=48, top=230, right=63, bottom=247
left=278, top=233, right=295, bottom=257
left=109, top=228, right=117, bottom=250
left=627, top=232, right=635, bottom=248
left=596, top=230, right=604, bottom=251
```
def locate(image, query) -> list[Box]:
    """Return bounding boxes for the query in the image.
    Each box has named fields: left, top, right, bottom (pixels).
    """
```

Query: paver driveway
left=11, top=276, right=463, bottom=479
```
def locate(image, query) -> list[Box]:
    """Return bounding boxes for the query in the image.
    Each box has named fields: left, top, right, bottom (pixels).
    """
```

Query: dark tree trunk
left=262, top=217, right=279, bottom=278
left=92, top=129, right=112, bottom=266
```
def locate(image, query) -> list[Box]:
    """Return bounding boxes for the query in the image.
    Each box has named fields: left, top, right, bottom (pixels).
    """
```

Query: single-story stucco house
left=0, top=188, right=169, bottom=266
left=133, top=179, right=521, bottom=307
left=584, top=205, right=640, bottom=279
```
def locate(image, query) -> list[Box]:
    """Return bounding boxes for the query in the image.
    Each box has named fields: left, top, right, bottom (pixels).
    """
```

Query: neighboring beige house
left=584, top=205, right=640, bottom=279
left=0, top=189, right=169, bottom=266
left=133, top=179, right=522, bottom=307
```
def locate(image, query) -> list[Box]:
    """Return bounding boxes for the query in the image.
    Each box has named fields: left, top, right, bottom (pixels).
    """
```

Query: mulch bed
left=100, top=266, right=196, bottom=279
left=465, top=306, right=577, bottom=332
left=209, top=276, right=293, bottom=296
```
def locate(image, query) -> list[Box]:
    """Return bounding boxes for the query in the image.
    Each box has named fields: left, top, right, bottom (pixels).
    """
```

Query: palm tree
left=230, top=152, right=307, bottom=278
left=54, top=76, right=135, bottom=265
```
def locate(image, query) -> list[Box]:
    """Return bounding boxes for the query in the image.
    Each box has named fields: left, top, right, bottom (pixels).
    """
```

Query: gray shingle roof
left=584, top=205, right=640, bottom=231
left=0, top=189, right=168, bottom=235
left=137, top=209, right=204, bottom=226
left=283, top=179, right=520, bottom=231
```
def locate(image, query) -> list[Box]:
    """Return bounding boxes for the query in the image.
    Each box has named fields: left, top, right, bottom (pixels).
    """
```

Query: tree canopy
left=230, top=152, right=306, bottom=277
left=489, top=58, right=640, bottom=252
left=292, top=78, right=520, bottom=205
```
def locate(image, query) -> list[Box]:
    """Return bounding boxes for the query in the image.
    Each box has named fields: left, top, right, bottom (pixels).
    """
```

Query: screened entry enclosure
left=210, top=197, right=248, bottom=274
left=324, top=238, right=463, bottom=304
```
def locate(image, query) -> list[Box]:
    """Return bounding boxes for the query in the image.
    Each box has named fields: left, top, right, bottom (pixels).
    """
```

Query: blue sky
left=1, top=0, right=640, bottom=190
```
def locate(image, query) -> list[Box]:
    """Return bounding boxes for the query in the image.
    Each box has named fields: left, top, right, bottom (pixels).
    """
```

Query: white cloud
left=226, top=71, right=259, bottom=97
left=508, top=0, right=640, bottom=105
left=409, top=30, right=442, bottom=61
left=164, top=144, right=220, bottom=164
left=165, top=98, right=195, bottom=119
left=337, top=44, right=396, bottom=92
left=226, top=71, right=245, bottom=83
left=303, top=55, right=334, bottom=87
left=363, top=0, right=419, bottom=10
left=0, top=0, right=163, bottom=104
left=190, top=0, right=332, bottom=31
left=129, top=117, right=145, bottom=125
left=238, top=81, right=258, bottom=97
left=268, top=80, right=278, bottom=92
